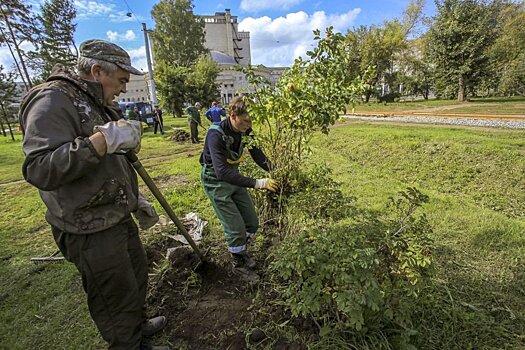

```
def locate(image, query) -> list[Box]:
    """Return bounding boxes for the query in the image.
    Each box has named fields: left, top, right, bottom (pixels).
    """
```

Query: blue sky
left=1, top=0, right=435, bottom=72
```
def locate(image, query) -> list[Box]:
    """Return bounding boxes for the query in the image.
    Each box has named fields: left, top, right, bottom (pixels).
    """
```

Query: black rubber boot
left=231, top=253, right=259, bottom=281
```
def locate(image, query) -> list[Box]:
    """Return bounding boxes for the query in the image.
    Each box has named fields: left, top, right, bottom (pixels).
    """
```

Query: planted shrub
left=270, top=187, right=434, bottom=347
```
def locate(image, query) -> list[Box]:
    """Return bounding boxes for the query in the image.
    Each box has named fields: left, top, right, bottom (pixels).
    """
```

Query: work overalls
left=201, top=124, right=259, bottom=254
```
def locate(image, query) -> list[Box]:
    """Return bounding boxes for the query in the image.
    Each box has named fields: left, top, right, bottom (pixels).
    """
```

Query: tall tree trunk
left=364, top=91, right=372, bottom=103
left=0, top=25, right=29, bottom=90
left=0, top=116, right=6, bottom=137
left=0, top=5, right=33, bottom=88
left=457, top=74, right=466, bottom=102
left=0, top=103, right=14, bottom=141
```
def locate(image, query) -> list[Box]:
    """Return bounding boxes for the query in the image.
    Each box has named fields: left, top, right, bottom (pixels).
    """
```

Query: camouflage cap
left=79, top=39, right=143, bottom=75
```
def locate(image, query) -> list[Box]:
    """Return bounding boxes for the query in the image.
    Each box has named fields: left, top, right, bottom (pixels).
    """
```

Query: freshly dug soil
left=171, top=129, right=190, bottom=142
left=144, top=233, right=315, bottom=349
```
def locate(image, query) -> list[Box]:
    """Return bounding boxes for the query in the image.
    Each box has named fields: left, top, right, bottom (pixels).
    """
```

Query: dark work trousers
left=153, top=115, right=164, bottom=134
left=189, top=120, right=199, bottom=143
left=52, top=218, right=148, bottom=350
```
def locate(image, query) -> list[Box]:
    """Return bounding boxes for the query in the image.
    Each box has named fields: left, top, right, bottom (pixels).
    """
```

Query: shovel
left=125, top=152, right=208, bottom=269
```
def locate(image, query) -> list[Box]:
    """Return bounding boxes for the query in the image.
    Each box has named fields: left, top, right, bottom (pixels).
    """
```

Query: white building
left=200, top=9, right=287, bottom=105
left=201, top=9, right=251, bottom=67
left=117, top=73, right=150, bottom=104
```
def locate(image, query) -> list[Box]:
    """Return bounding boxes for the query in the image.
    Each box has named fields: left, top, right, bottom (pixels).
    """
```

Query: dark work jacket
left=201, top=117, right=270, bottom=188
left=19, top=67, right=139, bottom=234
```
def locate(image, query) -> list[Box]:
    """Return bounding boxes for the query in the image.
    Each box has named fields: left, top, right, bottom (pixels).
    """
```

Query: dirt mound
left=171, top=129, right=190, bottom=142
left=143, top=232, right=314, bottom=349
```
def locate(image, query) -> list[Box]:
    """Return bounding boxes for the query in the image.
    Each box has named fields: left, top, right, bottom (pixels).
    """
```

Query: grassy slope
left=1, top=116, right=524, bottom=348
left=312, top=121, right=525, bottom=348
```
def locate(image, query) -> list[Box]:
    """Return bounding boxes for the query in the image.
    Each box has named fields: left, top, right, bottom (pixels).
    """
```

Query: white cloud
left=74, top=0, right=114, bottom=18
left=124, top=30, right=136, bottom=41
left=239, top=9, right=361, bottom=67
left=106, top=30, right=137, bottom=42
left=73, top=0, right=142, bottom=23
left=106, top=31, right=118, bottom=42
left=240, top=0, right=303, bottom=12
left=0, top=41, right=38, bottom=79
left=126, top=45, right=148, bottom=72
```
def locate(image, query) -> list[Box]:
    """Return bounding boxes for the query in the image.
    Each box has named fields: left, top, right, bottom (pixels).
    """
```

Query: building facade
left=201, top=9, right=251, bottom=67
left=117, top=73, right=150, bottom=104
left=201, top=9, right=287, bottom=106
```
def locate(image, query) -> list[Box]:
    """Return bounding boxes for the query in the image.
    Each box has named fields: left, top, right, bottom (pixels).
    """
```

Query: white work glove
left=94, top=120, right=142, bottom=154
left=255, top=178, right=278, bottom=192
left=134, top=194, right=159, bottom=230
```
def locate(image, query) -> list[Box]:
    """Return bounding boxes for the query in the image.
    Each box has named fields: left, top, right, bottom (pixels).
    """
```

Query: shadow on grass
left=469, top=96, right=525, bottom=103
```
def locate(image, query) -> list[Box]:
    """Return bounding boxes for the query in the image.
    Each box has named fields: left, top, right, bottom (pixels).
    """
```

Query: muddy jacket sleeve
left=21, top=88, right=102, bottom=191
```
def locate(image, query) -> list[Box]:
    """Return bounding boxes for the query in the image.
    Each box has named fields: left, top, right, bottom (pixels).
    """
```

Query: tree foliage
left=0, top=65, right=18, bottom=140
left=150, top=0, right=207, bottom=67
left=427, top=0, right=500, bottom=101
left=243, top=27, right=371, bottom=196
left=154, top=61, right=188, bottom=117
left=185, top=56, right=221, bottom=106
left=150, top=0, right=219, bottom=113
left=490, top=1, right=525, bottom=96
left=344, top=0, right=425, bottom=102
left=36, top=0, right=78, bottom=80
left=154, top=57, right=220, bottom=116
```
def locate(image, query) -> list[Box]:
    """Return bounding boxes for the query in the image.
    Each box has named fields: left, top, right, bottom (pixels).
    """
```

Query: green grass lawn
left=0, top=115, right=524, bottom=349
left=351, top=96, right=525, bottom=115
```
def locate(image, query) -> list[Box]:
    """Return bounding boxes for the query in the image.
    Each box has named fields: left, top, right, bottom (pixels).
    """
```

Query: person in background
left=205, top=100, right=226, bottom=123
left=126, top=105, right=139, bottom=121
left=200, top=96, right=277, bottom=282
left=153, top=105, right=164, bottom=135
left=19, top=39, right=169, bottom=350
left=186, top=102, right=203, bottom=143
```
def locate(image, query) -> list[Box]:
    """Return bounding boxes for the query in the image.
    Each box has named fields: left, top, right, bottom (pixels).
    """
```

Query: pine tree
left=38, top=0, right=78, bottom=80
left=0, top=0, right=41, bottom=89
left=0, top=65, right=18, bottom=141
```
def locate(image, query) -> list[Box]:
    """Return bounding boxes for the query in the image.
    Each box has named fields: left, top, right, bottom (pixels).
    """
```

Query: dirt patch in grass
left=144, top=232, right=311, bottom=349
left=152, top=174, right=189, bottom=189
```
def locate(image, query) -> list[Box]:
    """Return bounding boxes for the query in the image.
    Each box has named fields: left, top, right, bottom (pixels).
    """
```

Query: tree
left=397, top=38, right=433, bottom=99
left=490, top=1, right=525, bottom=96
left=37, top=0, right=78, bottom=80
left=427, top=0, right=499, bottom=101
left=154, top=61, right=189, bottom=117
left=150, top=0, right=207, bottom=67
left=185, top=56, right=220, bottom=106
left=150, top=0, right=218, bottom=113
left=0, top=65, right=18, bottom=141
left=0, top=0, right=41, bottom=89
left=345, top=0, right=425, bottom=102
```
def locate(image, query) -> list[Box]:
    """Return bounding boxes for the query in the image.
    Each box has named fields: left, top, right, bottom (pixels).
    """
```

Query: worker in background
left=186, top=102, right=203, bottom=143
left=205, top=100, right=226, bottom=123
left=153, top=105, right=164, bottom=135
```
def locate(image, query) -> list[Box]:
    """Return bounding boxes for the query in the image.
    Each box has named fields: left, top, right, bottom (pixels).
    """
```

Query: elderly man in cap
left=186, top=102, right=203, bottom=143
left=19, top=39, right=168, bottom=350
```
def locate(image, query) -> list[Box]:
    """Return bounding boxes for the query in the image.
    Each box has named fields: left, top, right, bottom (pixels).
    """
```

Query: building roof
left=210, top=50, right=237, bottom=65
